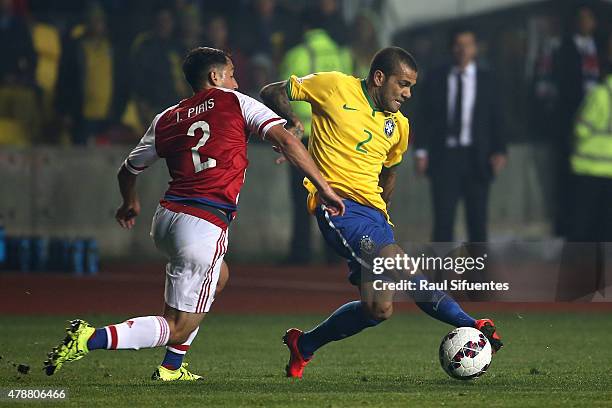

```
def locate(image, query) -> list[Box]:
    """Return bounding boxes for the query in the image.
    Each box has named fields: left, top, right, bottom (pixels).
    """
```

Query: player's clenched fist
left=115, top=200, right=141, bottom=229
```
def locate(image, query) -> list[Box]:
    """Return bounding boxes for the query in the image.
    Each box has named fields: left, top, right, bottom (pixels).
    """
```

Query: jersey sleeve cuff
left=124, top=159, right=147, bottom=175
left=383, top=161, right=402, bottom=169
left=285, top=79, right=293, bottom=101
left=259, top=118, right=287, bottom=139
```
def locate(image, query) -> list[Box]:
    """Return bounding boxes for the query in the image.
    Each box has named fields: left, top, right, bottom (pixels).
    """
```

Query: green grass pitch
left=1, top=312, right=611, bottom=407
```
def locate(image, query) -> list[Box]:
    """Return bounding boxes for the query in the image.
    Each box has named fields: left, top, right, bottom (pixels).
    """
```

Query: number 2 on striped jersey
left=188, top=120, right=217, bottom=173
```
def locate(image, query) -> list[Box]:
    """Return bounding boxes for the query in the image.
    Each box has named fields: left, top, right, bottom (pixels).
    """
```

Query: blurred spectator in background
left=0, top=0, right=39, bottom=146
left=246, top=53, right=274, bottom=101
left=531, top=16, right=560, bottom=137
left=415, top=27, right=506, bottom=243
left=568, top=33, right=612, bottom=242
left=177, top=3, right=204, bottom=52
left=28, top=8, right=62, bottom=144
left=313, top=0, right=348, bottom=46
left=348, top=11, right=380, bottom=78
left=55, top=3, right=127, bottom=145
left=553, top=4, right=605, bottom=237
left=279, top=9, right=352, bottom=264
left=131, top=5, right=188, bottom=128
left=556, top=5, right=604, bottom=114
left=203, top=14, right=250, bottom=92
left=239, top=0, right=294, bottom=67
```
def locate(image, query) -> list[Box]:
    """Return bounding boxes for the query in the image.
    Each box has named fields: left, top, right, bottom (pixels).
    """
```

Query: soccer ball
left=439, top=327, right=492, bottom=380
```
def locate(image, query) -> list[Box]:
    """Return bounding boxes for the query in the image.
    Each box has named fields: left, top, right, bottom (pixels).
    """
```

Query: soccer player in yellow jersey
left=261, top=47, right=502, bottom=378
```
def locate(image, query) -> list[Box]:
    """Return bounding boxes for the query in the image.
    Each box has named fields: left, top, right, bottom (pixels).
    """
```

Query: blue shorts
left=315, top=199, right=395, bottom=286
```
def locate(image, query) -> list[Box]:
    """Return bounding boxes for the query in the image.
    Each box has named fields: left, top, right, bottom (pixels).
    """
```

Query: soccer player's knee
left=364, top=301, right=393, bottom=321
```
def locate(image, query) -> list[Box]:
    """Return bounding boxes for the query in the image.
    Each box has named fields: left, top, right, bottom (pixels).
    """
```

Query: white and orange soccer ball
left=439, top=327, right=492, bottom=380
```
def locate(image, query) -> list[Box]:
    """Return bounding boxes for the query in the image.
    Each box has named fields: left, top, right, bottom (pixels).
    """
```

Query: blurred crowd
left=2, top=0, right=612, bottom=248
left=0, top=0, right=381, bottom=146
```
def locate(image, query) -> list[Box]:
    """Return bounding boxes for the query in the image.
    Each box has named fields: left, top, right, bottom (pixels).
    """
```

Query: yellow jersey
left=286, top=71, right=410, bottom=222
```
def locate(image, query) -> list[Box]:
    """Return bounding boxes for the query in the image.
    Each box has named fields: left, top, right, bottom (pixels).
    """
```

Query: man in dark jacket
left=415, top=27, right=507, bottom=243
left=553, top=4, right=604, bottom=236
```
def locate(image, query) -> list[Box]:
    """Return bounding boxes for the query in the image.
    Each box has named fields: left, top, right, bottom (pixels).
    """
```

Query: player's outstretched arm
left=260, top=81, right=304, bottom=138
left=115, top=165, right=141, bottom=229
left=265, top=124, right=345, bottom=217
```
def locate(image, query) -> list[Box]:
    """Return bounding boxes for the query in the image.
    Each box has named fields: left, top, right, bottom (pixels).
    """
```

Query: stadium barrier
left=0, top=144, right=553, bottom=261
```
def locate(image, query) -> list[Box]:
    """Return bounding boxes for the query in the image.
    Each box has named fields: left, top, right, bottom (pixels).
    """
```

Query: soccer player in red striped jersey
left=44, top=47, right=345, bottom=381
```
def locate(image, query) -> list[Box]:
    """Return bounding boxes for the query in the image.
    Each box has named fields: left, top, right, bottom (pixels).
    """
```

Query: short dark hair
left=448, top=26, right=477, bottom=48
left=368, top=46, right=418, bottom=81
left=182, top=47, right=229, bottom=92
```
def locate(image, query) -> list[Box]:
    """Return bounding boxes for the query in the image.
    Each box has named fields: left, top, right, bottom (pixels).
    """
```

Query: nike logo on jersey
left=342, top=104, right=358, bottom=111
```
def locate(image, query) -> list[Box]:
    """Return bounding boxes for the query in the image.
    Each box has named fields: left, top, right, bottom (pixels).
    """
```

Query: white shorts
left=151, top=205, right=228, bottom=313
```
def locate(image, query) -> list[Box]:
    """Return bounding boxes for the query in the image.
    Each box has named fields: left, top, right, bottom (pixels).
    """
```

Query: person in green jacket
left=558, top=68, right=612, bottom=302
left=278, top=11, right=352, bottom=264
left=569, top=71, right=612, bottom=241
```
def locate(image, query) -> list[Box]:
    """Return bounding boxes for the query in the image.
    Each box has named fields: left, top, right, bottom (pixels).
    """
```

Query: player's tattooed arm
left=260, top=81, right=304, bottom=138
left=379, top=166, right=398, bottom=207
left=115, top=165, right=141, bottom=229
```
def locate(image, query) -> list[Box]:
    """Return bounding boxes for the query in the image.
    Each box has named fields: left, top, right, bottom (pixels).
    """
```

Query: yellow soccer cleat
left=151, top=362, right=204, bottom=381
left=44, top=319, right=95, bottom=375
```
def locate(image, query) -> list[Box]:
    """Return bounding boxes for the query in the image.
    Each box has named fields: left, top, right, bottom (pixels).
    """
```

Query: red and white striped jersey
left=123, top=87, right=285, bottom=228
